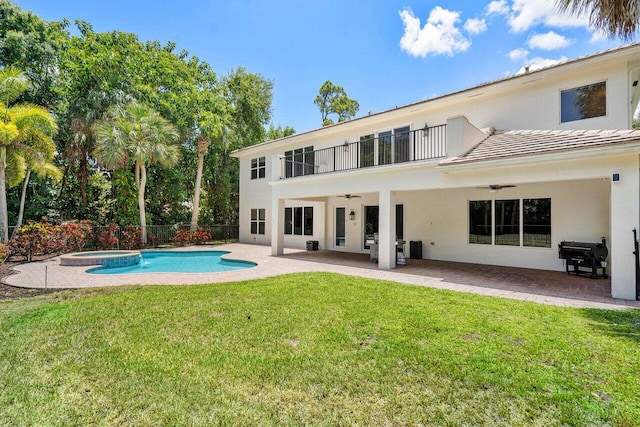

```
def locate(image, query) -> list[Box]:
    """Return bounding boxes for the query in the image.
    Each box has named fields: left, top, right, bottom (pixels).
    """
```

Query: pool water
left=87, top=250, right=256, bottom=274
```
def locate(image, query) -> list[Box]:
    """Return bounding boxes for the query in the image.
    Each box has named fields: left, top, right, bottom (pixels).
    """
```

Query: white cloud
left=508, top=0, right=589, bottom=32
left=399, top=6, right=471, bottom=58
left=509, top=48, right=529, bottom=61
left=486, top=0, right=509, bottom=15
left=516, top=55, right=569, bottom=73
left=464, top=18, right=487, bottom=35
left=590, top=29, right=608, bottom=42
left=528, top=31, right=571, bottom=50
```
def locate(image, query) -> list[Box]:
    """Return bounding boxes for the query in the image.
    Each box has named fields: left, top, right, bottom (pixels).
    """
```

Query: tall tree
left=266, top=124, right=296, bottom=141
left=0, top=0, right=69, bottom=106
left=0, top=68, right=57, bottom=241
left=202, top=68, right=273, bottom=223
left=314, top=80, right=359, bottom=126
left=556, top=0, right=640, bottom=40
left=93, top=103, right=179, bottom=244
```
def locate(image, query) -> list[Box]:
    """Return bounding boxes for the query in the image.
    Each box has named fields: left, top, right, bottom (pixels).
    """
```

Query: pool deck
left=4, top=243, right=639, bottom=310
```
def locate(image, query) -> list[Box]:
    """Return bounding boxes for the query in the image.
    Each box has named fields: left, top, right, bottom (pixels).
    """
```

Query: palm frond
left=5, top=149, right=27, bottom=188
left=0, top=68, right=29, bottom=105
left=556, top=0, right=640, bottom=40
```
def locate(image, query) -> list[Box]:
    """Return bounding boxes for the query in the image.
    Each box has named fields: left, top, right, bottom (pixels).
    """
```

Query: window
left=378, top=130, right=392, bottom=165
left=561, top=81, right=606, bottom=123
left=250, top=208, right=265, bottom=235
left=495, top=199, right=519, bottom=246
left=294, top=207, right=302, bottom=235
left=251, top=157, right=265, bottom=179
left=304, top=207, right=314, bottom=235
left=284, top=207, right=314, bottom=236
left=394, top=126, right=411, bottom=163
left=469, top=200, right=492, bottom=244
left=284, top=208, right=292, bottom=235
left=523, top=198, right=551, bottom=247
left=361, top=127, right=411, bottom=167
left=284, top=146, right=314, bottom=178
left=360, top=134, right=375, bottom=168
left=469, top=198, right=552, bottom=248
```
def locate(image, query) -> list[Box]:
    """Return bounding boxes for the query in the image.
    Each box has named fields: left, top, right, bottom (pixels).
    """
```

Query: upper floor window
left=561, top=81, right=606, bottom=123
left=360, top=126, right=411, bottom=167
left=285, top=146, right=314, bottom=178
left=251, top=157, right=266, bottom=180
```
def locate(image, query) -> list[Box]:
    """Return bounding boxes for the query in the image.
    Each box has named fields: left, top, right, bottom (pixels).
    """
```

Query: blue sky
left=16, top=0, right=629, bottom=134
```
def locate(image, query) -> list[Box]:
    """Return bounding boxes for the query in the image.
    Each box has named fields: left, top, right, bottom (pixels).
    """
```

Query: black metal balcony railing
left=282, top=125, right=446, bottom=179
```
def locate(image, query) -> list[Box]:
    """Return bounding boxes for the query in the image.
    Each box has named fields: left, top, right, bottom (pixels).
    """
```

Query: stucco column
left=610, top=157, right=640, bottom=300
left=378, top=189, right=396, bottom=270
left=271, top=197, right=285, bottom=256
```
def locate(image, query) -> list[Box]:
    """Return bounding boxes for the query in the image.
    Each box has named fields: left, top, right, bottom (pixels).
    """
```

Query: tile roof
left=440, top=129, right=640, bottom=166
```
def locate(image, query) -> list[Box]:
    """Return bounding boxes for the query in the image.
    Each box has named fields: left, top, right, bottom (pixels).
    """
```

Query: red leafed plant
left=7, top=219, right=63, bottom=262
left=121, top=226, right=142, bottom=250
left=97, top=223, right=120, bottom=249
left=61, top=220, right=95, bottom=252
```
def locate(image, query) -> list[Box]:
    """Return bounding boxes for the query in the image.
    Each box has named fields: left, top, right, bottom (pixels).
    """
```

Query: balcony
left=281, top=124, right=447, bottom=179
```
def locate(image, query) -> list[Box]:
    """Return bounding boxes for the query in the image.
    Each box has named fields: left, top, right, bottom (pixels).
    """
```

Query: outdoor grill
left=558, top=238, right=608, bottom=279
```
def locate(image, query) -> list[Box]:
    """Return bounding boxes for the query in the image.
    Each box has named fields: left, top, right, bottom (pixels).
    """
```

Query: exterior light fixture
left=349, top=210, right=355, bottom=221
left=422, top=123, right=429, bottom=137
left=343, top=141, right=350, bottom=152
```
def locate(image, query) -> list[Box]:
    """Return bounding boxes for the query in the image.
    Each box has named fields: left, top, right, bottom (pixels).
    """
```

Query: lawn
left=1, top=272, right=638, bottom=426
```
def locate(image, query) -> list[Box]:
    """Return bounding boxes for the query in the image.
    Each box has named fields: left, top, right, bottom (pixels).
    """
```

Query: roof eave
left=438, top=142, right=640, bottom=171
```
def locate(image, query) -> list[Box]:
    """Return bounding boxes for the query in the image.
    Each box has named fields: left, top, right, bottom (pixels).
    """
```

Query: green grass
left=1, top=273, right=639, bottom=426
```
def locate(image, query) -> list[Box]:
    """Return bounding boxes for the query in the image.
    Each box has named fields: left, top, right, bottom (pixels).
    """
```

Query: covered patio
left=283, top=251, right=640, bottom=308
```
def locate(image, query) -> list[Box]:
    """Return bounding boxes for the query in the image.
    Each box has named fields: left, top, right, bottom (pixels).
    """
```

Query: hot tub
left=60, top=250, right=141, bottom=268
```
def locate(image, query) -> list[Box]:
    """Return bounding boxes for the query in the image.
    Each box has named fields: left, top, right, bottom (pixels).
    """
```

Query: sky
left=16, top=0, right=631, bottom=134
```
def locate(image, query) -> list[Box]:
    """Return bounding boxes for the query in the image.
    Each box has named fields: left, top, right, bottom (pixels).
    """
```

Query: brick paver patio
left=4, top=243, right=639, bottom=310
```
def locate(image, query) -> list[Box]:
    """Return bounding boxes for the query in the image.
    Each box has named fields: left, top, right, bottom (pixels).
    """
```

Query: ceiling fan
left=340, top=194, right=362, bottom=200
left=476, top=184, right=516, bottom=193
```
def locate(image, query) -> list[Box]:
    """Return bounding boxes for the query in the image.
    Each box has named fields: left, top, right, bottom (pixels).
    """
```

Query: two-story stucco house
left=231, top=43, right=640, bottom=300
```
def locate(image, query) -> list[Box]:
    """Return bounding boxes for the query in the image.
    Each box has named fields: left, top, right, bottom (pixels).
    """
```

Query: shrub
left=121, top=226, right=142, bottom=250
left=172, top=228, right=212, bottom=246
left=60, top=220, right=95, bottom=252
left=7, top=219, right=63, bottom=262
left=172, top=229, right=191, bottom=246
left=192, top=228, right=212, bottom=244
left=0, top=243, right=7, bottom=262
left=97, top=223, right=119, bottom=249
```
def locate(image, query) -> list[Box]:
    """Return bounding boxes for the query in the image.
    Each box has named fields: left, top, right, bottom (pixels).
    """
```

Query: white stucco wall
left=400, top=180, right=609, bottom=271
left=232, top=46, right=640, bottom=298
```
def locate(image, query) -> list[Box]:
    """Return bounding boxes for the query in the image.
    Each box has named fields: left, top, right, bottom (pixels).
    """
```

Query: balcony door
left=361, top=126, right=411, bottom=168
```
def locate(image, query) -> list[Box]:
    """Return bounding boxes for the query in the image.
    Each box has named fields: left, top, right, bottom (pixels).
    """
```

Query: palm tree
left=62, top=89, right=134, bottom=211
left=15, top=157, right=62, bottom=230
left=0, top=68, right=57, bottom=242
left=189, top=111, right=223, bottom=231
left=93, top=103, right=179, bottom=245
left=556, top=0, right=640, bottom=40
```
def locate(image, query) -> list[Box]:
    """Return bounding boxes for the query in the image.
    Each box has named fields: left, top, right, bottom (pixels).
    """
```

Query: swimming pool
left=87, top=250, right=256, bottom=274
